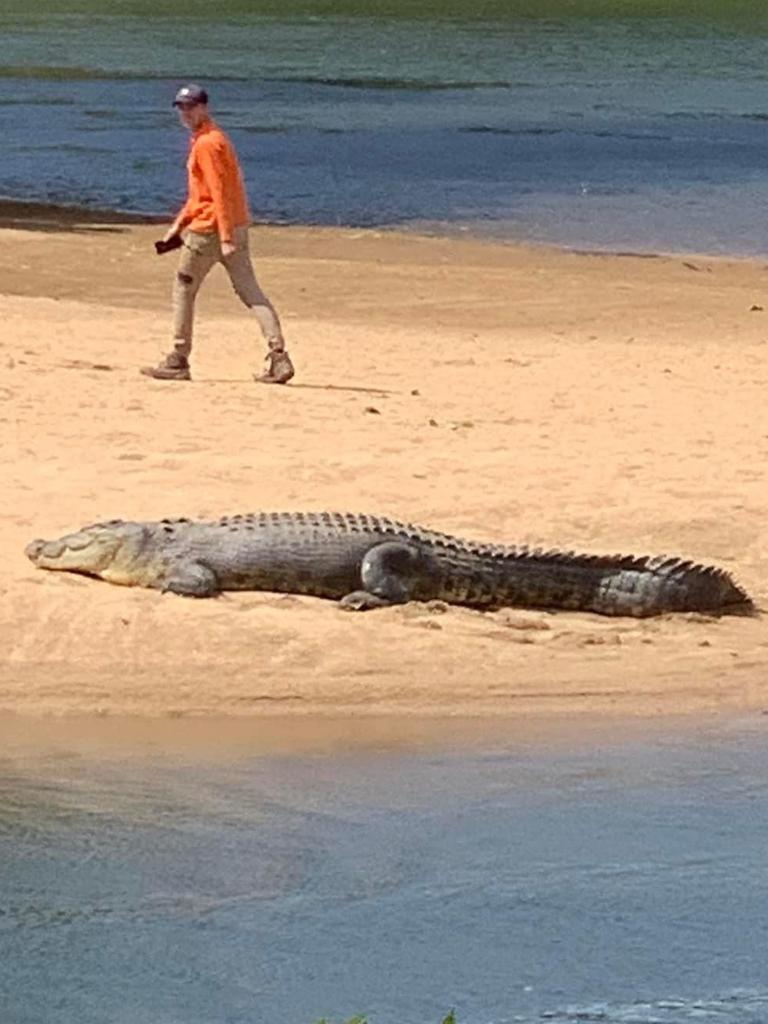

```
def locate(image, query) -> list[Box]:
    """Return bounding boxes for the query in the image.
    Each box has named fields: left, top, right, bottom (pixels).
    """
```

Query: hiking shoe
left=255, top=349, right=295, bottom=385
left=140, top=352, right=191, bottom=381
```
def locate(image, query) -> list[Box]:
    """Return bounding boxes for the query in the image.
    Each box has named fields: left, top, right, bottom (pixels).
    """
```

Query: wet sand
left=1, top=213, right=766, bottom=719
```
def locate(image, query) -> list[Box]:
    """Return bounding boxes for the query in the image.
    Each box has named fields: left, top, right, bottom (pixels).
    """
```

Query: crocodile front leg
left=159, top=560, right=220, bottom=597
left=340, top=541, right=427, bottom=611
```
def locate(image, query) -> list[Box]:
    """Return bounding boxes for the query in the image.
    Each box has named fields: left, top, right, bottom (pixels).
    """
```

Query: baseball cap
left=172, top=84, right=209, bottom=107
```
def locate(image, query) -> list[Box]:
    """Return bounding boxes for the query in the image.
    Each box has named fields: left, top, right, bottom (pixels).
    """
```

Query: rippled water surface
left=2, top=714, right=768, bottom=1024
left=4, top=1, right=768, bottom=252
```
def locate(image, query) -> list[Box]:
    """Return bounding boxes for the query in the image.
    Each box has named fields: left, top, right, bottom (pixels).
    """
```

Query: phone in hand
left=154, top=234, right=183, bottom=255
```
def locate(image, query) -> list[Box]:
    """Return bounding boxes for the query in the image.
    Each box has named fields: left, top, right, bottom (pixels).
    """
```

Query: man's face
left=176, top=102, right=207, bottom=130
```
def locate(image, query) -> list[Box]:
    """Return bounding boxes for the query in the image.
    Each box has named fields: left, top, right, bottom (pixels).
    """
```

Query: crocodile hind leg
left=340, top=541, right=425, bottom=611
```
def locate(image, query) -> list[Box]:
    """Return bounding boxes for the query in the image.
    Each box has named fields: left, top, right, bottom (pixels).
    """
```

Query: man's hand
left=163, top=225, right=181, bottom=243
left=221, top=240, right=236, bottom=258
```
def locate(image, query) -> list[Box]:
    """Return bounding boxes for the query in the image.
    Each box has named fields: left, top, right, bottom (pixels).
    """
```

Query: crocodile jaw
left=25, top=530, right=122, bottom=576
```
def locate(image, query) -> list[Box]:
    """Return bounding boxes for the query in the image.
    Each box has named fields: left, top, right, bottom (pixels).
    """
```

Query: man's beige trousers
left=172, top=225, right=285, bottom=356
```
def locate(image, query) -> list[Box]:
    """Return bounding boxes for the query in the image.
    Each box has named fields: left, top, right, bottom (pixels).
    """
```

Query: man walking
left=142, top=84, right=294, bottom=384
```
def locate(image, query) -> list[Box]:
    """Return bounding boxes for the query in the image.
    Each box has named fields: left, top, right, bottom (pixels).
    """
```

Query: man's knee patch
left=177, top=272, right=194, bottom=286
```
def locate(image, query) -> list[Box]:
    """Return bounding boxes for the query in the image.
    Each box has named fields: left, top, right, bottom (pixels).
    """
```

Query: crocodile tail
left=596, top=555, right=755, bottom=617
left=485, top=547, right=755, bottom=617
left=638, top=556, right=754, bottom=616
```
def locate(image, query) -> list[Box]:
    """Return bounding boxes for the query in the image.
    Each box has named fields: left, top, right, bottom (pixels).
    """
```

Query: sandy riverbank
left=1, top=214, right=766, bottom=719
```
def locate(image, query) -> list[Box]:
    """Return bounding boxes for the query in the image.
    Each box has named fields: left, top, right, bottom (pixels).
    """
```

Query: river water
left=3, top=1, right=768, bottom=253
left=2, top=713, right=768, bottom=1024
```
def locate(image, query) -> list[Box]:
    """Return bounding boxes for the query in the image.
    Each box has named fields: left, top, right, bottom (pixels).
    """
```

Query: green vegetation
left=11, top=0, right=768, bottom=21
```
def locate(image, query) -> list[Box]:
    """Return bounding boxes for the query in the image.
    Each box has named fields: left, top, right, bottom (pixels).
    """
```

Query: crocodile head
left=25, top=521, right=147, bottom=581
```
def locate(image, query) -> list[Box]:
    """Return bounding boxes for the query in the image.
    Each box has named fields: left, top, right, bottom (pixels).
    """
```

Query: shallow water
left=2, top=713, right=768, bottom=1024
left=4, top=3, right=768, bottom=253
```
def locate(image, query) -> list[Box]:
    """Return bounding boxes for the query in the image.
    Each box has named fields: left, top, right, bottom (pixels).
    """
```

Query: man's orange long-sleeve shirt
left=175, top=119, right=250, bottom=244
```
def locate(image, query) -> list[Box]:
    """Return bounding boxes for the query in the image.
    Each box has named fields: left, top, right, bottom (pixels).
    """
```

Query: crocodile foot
left=339, top=590, right=393, bottom=611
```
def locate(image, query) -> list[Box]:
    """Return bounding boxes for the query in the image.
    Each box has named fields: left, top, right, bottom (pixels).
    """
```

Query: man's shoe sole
left=253, top=371, right=295, bottom=385
left=140, top=367, right=191, bottom=381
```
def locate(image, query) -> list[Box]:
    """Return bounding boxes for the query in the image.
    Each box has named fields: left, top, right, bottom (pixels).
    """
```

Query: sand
left=1, top=213, right=766, bottom=720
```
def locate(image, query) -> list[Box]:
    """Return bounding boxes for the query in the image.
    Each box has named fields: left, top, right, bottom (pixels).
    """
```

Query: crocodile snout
left=25, top=538, right=66, bottom=565
left=25, top=538, right=46, bottom=564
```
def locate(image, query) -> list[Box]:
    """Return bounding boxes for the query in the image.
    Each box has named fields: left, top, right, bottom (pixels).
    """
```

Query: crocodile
left=24, top=511, right=754, bottom=617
